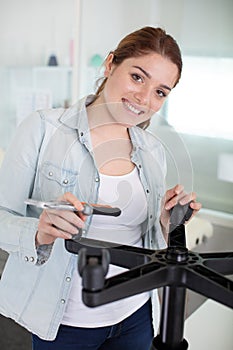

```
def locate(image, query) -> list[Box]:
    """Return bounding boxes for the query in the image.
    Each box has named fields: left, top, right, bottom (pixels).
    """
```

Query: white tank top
left=62, top=166, right=150, bottom=327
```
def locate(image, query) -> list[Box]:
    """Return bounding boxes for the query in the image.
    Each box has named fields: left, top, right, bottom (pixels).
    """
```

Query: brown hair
left=95, top=27, right=182, bottom=129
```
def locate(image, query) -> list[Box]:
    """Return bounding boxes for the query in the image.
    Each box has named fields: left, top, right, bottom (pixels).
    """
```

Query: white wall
left=0, top=0, right=76, bottom=66
left=76, top=0, right=233, bottom=96
left=1, top=0, right=232, bottom=66
left=77, top=0, right=153, bottom=96
left=150, top=0, right=233, bottom=56
left=1, top=0, right=232, bottom=93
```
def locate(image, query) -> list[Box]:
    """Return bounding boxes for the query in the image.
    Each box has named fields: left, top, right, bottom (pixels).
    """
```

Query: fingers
left=36, top=193, right=87, bottom=246
left=164, top=184, right=185, bottom=210
left=44, top=209, right=85, bottom=233
left=165, top=184, right=183, bottom=202
left=164, top=185, right=201, bottom=212
left=63, top=192, right=84, bottom=212
left=161, top=185, right=202, bottom=230
left=179, top=192, right=196, bottom=205
left=62, top=192, right=87, bottom=221
left=190, top=200, right=202, bottom=212
left=37, top=210, right=79, bottom=245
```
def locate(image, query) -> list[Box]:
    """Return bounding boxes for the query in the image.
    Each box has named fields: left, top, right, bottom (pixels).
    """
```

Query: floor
left=0, top=315, right=31, bottom=350
left=185, top=299, right=233, bottom=350
left=0, top=249, right=31, bottom=349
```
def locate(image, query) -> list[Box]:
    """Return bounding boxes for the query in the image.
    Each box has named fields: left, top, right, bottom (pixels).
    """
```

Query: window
left=167, top=56, right=233, bottom=140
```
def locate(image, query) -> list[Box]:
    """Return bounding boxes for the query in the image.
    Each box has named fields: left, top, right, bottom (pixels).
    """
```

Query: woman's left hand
left=160, top=184, right=202, bottom=236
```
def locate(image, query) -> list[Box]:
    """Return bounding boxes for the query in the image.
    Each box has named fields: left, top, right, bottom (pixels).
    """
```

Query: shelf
left=0, top=66, right=73, bottom=149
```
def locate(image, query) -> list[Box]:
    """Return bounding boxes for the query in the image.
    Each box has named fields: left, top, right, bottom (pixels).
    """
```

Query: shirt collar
left=59, top=95, right=96, bottom=137
left=59, top=94, right=147, bottom=149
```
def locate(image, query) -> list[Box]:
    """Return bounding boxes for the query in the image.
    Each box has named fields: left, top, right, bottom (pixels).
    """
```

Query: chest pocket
left=38, top=162, right=78, bottom=200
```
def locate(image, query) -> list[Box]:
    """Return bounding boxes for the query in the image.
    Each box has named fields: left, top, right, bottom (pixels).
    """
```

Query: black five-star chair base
left=65, top=206, right=233, bottom=349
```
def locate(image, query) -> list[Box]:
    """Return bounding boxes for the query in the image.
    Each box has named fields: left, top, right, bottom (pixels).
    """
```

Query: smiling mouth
left=122, top=98, right=144, bottom=116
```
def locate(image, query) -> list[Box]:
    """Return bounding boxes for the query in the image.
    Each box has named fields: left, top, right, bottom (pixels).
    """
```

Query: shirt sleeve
left=0, top=111, right=45, bottom=262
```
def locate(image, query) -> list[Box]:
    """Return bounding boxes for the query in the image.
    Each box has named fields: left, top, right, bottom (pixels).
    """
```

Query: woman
left=0, top=27, right=201, bottom=350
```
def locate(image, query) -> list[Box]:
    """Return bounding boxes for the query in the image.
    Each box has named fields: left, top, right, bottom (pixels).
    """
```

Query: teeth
left=124, top=100, right=142, bottom=115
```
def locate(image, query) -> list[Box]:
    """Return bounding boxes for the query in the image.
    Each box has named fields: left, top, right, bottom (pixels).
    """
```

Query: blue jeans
left=32, top=299, right=154, bottom=350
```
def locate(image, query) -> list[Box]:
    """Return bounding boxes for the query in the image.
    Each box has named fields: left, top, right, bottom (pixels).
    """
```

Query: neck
left=87, top=95, right=129, bottom=140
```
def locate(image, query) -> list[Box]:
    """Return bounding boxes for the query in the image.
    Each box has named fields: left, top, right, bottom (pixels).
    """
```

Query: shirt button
left=61, top=299, right=66, bottom=304
left=95, top=177, right=99, bottom=182
left=66, top=277, right=71, bottom=282
left=146, top=189, right=150, bottom=194
left=29, top=257, right=35, bottom=262
left=24, top=256, right=29, bottom=262
left=80, top=132, right=84, bottom=137
left=138, top=164, right=142, bottom=168
left=48, top=172, right=53, bottom=177
left=150, top=215, right=153, bottom=219
left=63, top=179, right=69, bottom=184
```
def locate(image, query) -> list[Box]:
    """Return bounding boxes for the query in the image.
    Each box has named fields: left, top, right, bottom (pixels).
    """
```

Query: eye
left=156, top=89, right=167, bottom=98
left=131, top=73, right=143, bottom=83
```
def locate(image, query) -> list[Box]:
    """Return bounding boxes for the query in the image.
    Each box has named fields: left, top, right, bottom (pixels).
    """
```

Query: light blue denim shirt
left=0, top=95, right=167, bottom=340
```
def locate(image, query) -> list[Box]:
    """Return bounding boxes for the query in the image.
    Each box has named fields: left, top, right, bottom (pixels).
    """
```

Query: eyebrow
left=133, top=65, right=172, bottom=91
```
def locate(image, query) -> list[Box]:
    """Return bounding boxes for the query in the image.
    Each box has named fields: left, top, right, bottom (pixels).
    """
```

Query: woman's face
left=99, top=53, right=179, bottom=127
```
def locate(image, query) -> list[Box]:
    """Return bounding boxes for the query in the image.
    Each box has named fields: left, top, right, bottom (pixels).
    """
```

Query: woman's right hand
left=36, top=192, right=87, bottom=246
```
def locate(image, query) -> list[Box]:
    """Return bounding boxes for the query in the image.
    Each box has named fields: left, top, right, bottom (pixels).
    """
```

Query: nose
left=134, top=86, right=151, bottom=105
left=134, top=86, right=164, bottom=113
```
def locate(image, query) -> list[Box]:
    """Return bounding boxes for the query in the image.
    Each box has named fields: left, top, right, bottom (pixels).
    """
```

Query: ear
left=104, top=53, right=115, bottom=77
